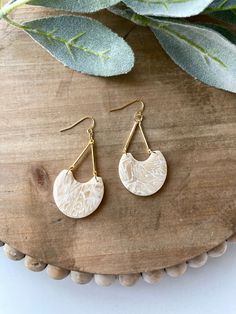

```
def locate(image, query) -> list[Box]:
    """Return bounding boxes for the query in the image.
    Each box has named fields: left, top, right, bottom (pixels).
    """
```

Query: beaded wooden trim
left=1, top=234, right=235, bottom=287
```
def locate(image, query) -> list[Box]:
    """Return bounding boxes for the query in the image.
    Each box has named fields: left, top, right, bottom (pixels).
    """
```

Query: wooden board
left=0, top=7, right=236, bottom=275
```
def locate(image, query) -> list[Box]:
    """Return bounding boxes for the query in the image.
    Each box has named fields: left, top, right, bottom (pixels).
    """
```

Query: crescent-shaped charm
left=53, top=170, right=104, bottom=218
left=118, top=150, right=167, bottom=196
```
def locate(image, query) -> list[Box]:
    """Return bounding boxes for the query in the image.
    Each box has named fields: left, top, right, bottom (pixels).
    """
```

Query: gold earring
left=110, top=99, right=167, bottom=196
left=53, top=116, right=104, bottom=219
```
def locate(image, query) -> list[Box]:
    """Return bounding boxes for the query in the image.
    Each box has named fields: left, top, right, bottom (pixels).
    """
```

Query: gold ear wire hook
left=110, top=99, right=145, bottom=116
left=60, top=116, right=97, bottom=177
left=60, top=116, right=95, bottom=133
left=110, top=99, right=152, bottom=155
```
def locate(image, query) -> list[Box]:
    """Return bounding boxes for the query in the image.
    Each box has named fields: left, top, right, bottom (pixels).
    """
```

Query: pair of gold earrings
left=53, top=100, right=167, bottom=219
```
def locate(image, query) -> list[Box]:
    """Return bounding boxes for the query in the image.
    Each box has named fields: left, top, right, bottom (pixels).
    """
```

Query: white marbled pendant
left=118, top=150, right=167, bottom=196
left=53, top=170, right=104, bottom=218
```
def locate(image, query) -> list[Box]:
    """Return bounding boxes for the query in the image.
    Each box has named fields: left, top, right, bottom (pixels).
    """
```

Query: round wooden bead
left=71, top=271, right=93, bottom=284
left=3, top=244, right=25, bottom=261
left=94, top=274, right=116, bottom=287
left=188, top=253, right=208, bottom=268
left=24, top=255, right=47, bottom=272
left=0, top=241, right=4, bottom=247
left=119, top=273, right=140, bottom=287
left=142, top=269, right=165, bottom=284
left=166, top=262, right=187, bottom=277
left=208, top=241, right=227, bottom=258
left=227, top=233, right=236, bottom=243
left=46, top=265, right=70, bottom=280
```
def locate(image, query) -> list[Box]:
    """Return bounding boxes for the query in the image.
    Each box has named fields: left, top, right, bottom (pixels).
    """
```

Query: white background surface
left=0, top=244, right=236, bottom=314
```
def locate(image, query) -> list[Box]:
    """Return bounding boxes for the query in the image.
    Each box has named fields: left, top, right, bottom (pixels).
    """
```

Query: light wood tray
left=0, top=7, right=236, bottom=278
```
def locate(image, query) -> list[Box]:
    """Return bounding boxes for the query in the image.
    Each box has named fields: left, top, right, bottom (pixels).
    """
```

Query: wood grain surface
left=0, top=7, right=236, bottom=275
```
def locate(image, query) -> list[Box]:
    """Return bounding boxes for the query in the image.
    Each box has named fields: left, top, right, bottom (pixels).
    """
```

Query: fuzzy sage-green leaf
left=21, top=15, right=134, bottom=76
left=110, top=7, right=236, bottom=92
left=150, top=18, right=236, bottom=92
left=200, top=23, right=236, bottom=45
left=28, top=0, right=120, bottom=13
left=123, top=0, right=215, bottom=17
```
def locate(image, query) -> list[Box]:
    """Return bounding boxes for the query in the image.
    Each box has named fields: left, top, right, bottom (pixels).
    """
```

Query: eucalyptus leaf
left=122, top=0, right=215, bottom=17
left=206, top=0, right=236, bottom=12
left=209, top=10, right=236, bottom=25
left=23, top=15, right=134, bottom=76
left=149, top=18, right=236, bottom=92
left=29, top=0, right=120, bottom=12
left=109, top=6, right=236, bottom=92
left=109, top=5, right=136, bottom=21
left=199, top=23, right=236, bottom=45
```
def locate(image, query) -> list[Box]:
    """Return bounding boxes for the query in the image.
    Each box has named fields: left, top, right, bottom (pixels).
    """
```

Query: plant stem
left=0, top=0, right=30, bottom=19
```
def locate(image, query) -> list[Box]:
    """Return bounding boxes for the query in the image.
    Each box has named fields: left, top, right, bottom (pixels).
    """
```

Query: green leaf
left=208, top=10, right=236, bottom=24
left=28, top=0, right=120, bottom=12
left=199, top=23, right=236, bottom=45
left=149, top=18, right=236, bottom=92
left=23, top=15, right=134, bottom=76
left=206, top=0, right=236, bottom=12
left=122, top=0, right=215, bottom=17
left=109, top=5, right=138, bottom=21
left=110, top=6, right=236, bottom=92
